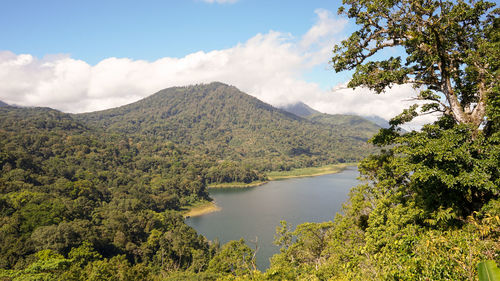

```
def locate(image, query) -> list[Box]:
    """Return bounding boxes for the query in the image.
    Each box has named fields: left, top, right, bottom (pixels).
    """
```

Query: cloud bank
left=0, top=9, right=433, bottom=126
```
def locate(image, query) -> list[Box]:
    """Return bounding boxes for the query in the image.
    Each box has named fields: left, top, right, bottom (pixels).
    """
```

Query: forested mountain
left=0, top=83, right=382, bottom=280
left=78, top=82, right=378, bottom=171
left=308, top=114, right=381, bottom=140
left=363, top=115, right=391, bottom=128
left=279, top=101, right=382, bottom=140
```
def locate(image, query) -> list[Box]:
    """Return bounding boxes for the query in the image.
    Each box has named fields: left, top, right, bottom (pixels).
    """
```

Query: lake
left=185, top=166, right=360, bottom=270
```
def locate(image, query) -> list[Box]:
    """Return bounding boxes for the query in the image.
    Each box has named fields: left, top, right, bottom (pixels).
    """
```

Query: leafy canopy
left=333, top=0, right=499, bottom=130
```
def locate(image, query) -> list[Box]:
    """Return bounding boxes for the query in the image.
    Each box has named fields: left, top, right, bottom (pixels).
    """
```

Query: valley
left=0, top=83, right=380, bottom=280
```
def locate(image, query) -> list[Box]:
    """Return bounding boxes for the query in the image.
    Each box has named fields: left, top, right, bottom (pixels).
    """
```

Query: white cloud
left=0, top=9, right=433, bottom=127
left=300, top=9, right=347, bottom=66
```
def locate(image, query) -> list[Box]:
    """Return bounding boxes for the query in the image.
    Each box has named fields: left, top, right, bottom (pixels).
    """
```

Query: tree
left=315, top=2, right=500, bottom=278
left=207, top=239, right=255, bottom=276
left=332, top=0, right=499, bottom=131
left=331, top=0, right=500, bottom=219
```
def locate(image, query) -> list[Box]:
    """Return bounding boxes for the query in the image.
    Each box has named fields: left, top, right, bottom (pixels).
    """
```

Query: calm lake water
left=185, top=167, right=360, bottom=270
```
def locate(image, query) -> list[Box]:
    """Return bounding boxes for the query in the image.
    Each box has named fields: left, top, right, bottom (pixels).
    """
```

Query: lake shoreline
left=186, top=164, right=358, bottom=217
left=207, top=163, right=357, bottom=189
left=183, top=201, right=221, bottom=218
left=186, top=166, right=360, bottom=270
left=207, top=180, right=268, bottom=189
left=267, top=163, right=355, bottom=181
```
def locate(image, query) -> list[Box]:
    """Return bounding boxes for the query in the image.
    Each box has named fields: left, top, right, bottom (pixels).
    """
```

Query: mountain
left=278, top=101, right=382, bottom=140
left=363, top=115, right=391, bottom=128
left=0, top=101, right=8, bottom=107
left=0, top=83, right=378, bottom=278
left=278, top=101, right=320, bottom=117
left=308, top=113, right=382, bottom=140
left=78, top=82, right=378, bottom=170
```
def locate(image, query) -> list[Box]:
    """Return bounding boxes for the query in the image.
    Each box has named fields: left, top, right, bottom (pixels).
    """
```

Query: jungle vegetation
left=0, top=0, right=498, bottom=280
left=266, top=0, right=500, bottom=280
left=0, top=84, right=378, bottom=279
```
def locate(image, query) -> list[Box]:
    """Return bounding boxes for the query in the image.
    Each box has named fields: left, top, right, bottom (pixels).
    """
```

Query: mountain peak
left=78, top=83, right=377, bottom=166
left=279, top=101, right=320, bottom=118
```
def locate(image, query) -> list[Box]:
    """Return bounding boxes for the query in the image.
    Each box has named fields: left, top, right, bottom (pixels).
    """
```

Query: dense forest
left=264, top=0, right=500, bottom=280
left=0, top=84, right=379, bottom=280
left=78, top=82, right=379, bottom=173
left=1, top=0, right=498, bottom=279
left=0, top=106, right=218, bottom=279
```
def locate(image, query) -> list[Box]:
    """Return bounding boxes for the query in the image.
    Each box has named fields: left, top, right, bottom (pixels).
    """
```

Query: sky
left=0, top=0, right=434, bottom=127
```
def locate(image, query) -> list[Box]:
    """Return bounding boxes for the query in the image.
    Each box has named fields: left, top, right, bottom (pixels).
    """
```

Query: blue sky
left=1, top=0, right=347, bottom=64
left=0, top=0, right=427, bottom=125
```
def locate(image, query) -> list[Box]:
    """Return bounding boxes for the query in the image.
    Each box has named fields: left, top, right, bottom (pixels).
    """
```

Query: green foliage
left=78, top=82, right=378, bottom=173
left=1, top=89, right=373, bottom=279
left=478, top=260, right=500, bottom=281
left=332, top=0, right=499, bottom=130
left=207, top=239, right=255, bottom=276
left=0, top=106, right=216, bottom=278
left=264, top=2, right=500, bottom=279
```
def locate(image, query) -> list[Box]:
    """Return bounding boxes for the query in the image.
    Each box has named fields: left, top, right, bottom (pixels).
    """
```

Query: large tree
left=263, top=2, right=499, bottom=279
left=332, top=0, right=499, bottom=131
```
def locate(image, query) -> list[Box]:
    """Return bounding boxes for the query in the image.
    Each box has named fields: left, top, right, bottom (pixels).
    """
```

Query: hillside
left=363, top=115, right=391, bottom=128
left=0, top=86, right=379, bottom=279
left=279, top=102, right=382, bottom=140
left=0, top=101, right=8, bottom=107
left=308, top=113, right=382, bottom=140
left=78, top=82, right=379, bottom=171
left=0, top=106, right=214, bottom=273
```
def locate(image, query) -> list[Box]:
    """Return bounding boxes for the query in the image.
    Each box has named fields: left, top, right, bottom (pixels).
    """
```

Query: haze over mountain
left=278, top=101, right=320, bottom=118
left=78, top=82, right=379, bottom=170
left=362, top=115, right=390, bottom=129
left=279, top=101, right=383, bottom=140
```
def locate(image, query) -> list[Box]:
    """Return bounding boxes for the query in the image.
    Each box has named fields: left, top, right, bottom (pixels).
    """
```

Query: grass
left=207, top=180, right=268, bottom=189
left=266, top=163, right=356, bottom=181
left=183, top=200, right=221, bottom=218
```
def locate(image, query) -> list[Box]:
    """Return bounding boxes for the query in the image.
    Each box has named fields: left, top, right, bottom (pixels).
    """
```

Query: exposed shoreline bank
left=206, top=163, right=357, bottom=189
left=183, top=201, right=221, bottom=218
left=266, top=163, right=356, bottom=181
left=207, top=180, right=268, bottom=189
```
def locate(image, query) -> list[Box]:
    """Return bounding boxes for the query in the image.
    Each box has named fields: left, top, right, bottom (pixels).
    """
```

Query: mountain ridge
left=77, top=82, right=379, bottom=170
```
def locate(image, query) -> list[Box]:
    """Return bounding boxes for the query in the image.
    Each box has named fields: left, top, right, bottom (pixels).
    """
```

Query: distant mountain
left=78, top=82, right=378, bottom=170
left=363, top=115, right=391, bottom=128
left=308, top=113, right=381, bottom=140
left=279, top=101, right=382, bottom=138
left=0, top=101, right=8, bottom=107
left=279, top=101, right=320, bottom=117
